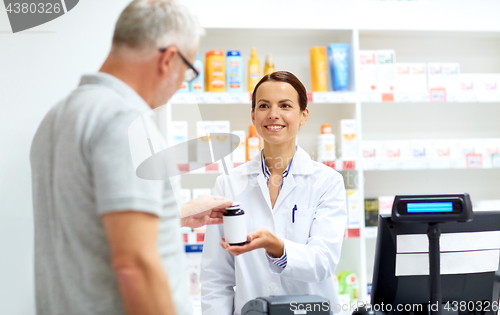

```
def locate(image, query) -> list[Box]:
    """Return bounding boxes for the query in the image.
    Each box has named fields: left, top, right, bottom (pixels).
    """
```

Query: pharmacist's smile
left=264, top=124, right=285, bottom=132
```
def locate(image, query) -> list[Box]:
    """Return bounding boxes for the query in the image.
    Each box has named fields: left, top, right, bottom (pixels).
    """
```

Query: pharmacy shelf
left=362, top=159, right=500, bottom=171
left=360, top=92, right=500, bottom=103
left=176, top=159, right=358, bottom=175
left=171, top=92, right=500, bottom=105
left=170, top=92, right=358, bottom=105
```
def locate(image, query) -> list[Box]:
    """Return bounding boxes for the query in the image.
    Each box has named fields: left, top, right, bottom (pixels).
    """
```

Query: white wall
left=183, top=0, right=500, bottom=31
left=1, top=0, right=500, bottom=314
left=0, top=1, right=130, bottom=313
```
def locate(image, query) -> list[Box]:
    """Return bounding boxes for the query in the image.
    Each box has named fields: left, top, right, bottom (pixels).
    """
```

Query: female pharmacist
left=200, top=71, right=347, bottom=315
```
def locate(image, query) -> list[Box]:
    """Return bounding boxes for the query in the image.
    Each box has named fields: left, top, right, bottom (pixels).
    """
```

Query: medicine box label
left=376, top=50, right=396, bottom=93
left=358, top=51, right=378, bottom=92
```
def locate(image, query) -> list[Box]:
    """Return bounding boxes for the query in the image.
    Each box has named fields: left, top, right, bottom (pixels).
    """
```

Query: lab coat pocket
left=286, top=207, right=316, bottom=244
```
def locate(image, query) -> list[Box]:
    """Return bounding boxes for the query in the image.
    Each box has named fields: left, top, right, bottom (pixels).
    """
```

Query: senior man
left=30, top=1, right=230, bottom=315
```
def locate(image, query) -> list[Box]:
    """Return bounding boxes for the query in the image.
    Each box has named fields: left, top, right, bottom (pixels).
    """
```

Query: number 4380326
left=6, top=3, right=62, bottom=14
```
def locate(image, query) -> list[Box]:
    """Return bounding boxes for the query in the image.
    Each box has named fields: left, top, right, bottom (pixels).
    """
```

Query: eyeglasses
left=159, top=47, right=199, bottom=83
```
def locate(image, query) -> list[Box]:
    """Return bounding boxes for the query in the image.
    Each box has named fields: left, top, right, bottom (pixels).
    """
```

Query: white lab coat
left=200, top=146, right=347, bottom=315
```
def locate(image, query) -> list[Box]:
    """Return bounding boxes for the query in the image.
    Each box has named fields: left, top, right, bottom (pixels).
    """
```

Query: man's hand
left=180, top=195, right=233, bottom=228
left=219, top=228, right=284, bottom=258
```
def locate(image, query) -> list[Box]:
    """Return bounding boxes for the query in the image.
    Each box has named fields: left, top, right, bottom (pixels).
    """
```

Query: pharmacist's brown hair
left=252, top=71, right=308, bottom=112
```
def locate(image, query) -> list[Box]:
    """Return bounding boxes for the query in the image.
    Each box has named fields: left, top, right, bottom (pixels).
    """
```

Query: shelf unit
left=158, top=27, right=500, bottom=303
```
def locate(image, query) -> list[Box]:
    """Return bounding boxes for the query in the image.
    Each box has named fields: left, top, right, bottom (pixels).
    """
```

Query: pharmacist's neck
left=262, top=140, right=296, bottom=174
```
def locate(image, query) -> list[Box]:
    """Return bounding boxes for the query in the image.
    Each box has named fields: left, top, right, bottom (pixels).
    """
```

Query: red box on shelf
left=177, top=164, right=190, bottom=174
left=347, top=228, right=360, bottom=238
left=342, top=160, right=356, bottom=170
left=382, top=93, right=394, bottom=102
left=307, top=92, right=313, bottom=103
left=322, top=161, right=336, bottom=169
left=205, top=163, right=219, bottom=172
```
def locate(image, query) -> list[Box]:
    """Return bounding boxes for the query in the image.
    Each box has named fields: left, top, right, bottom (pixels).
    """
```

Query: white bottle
left=222, top=202, right=247, bottom=245
left=318, top=123, right=336, bottom=162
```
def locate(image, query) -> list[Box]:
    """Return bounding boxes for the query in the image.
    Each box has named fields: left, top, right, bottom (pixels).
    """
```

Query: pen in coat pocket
left=292, top=204, right=297, bottom=223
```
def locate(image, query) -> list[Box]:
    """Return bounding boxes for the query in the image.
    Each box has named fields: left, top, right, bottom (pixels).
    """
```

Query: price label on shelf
left=394, top=93, right=410, bottom=103
left=457, top=93, right=478, bottom=103
left=211, top=93, right=225, bottom=104
left=410, top=93, right=429, bottom=103
left=477, top=93, right=500, bottom=103
left=312, top=92, right=327, bottom=103
left=430, top=88, right=446, bottom=102
left=195, top=93, right=207, bottom=104
left=228, top=93, right=251, bottom=104
left=492, top=154, right=500, bottom=168
left=333, top=93, right=346, bottom=103
left=360, top=93, right=382, bottom=103
left=466, top=153, right=483, bottom=168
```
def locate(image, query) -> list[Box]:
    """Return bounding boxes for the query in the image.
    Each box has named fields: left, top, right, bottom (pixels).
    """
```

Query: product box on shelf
left=442, top=63, right=460, bottom=102
left=428, top=139, right=461, bottom=168
left=483, top=138, right=500, bottom=168
left=476, top=74, right=500, bottom=102
left=460, top=138, right=485, bottom=168
left=211, top=120, right=231, bottom=162
left=186, top=249, right=203, bottom=315
left=340, top=119, right=357, bottom=160
left=231, top=130, right=246, bottom=165
left=410, top=139, right=432, bottom=168
left=383, top=140, right=411, bottom=169
left=376, top=50, right=396, bottom=95
left=410, top=63, right=428, bottom=95
left=346, top=189, right=361, bottom=228
left=169, top=121, right=189, bottom=164
left=196, top=121, right=213, bottom=163
left=395, top=63, right=428, bottom=102
left=395, top=63, right=411, bottom=93
left=364, top=198, right=379, bottom=227
left=427, top=63, right=445, bottom=102
left=362, top=140, right=383, bottom=170
left=457, top=73, right=480, bottom=102
left=358, top=50, right=378, bottom=93
left=378, top=196, right=395, bottom=215
left=317, top=133, right=336, bottom=162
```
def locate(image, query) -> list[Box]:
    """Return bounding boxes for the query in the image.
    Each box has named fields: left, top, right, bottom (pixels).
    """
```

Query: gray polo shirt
left=30, top=73, right=191, bottom=315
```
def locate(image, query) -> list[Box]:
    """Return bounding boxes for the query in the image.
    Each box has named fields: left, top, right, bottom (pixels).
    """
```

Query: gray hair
left=112, top=0, right=204, bottom=54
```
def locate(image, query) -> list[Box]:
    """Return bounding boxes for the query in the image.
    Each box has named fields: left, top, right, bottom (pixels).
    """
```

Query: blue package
left=328, top=43, right=350, bottom=91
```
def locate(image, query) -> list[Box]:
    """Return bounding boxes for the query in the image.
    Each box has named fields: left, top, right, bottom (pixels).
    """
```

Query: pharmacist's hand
left=180, top=195, right=233, bottom=229
left=220, top=228, right=284, bottom=257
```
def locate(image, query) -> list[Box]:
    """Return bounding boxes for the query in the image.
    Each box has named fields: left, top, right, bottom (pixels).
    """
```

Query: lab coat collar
left=241, top=146, right=314, bottom=176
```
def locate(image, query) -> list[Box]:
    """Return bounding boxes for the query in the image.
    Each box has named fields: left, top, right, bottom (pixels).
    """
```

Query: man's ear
left=158, top=46, right=178, bottom=75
